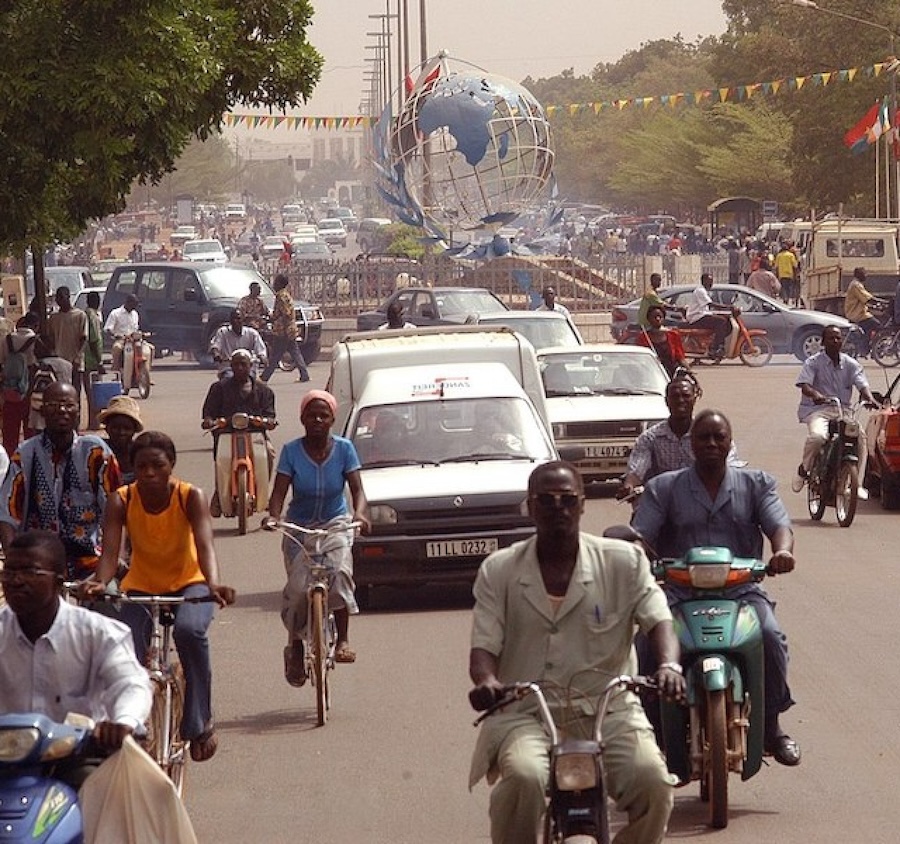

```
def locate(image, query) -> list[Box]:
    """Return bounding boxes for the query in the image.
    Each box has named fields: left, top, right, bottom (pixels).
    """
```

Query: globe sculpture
left=373, top=55, right=555, bottom=237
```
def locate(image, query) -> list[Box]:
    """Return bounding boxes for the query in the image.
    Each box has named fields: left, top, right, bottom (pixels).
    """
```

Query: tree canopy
left=0, top=0, right=322, bottom=250
left=523, top=1, right=900, bottom=217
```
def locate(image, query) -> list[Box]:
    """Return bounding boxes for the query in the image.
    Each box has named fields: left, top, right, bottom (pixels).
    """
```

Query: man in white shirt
left=104, top=293, right=141, bottom=371
left=685, top=273, right=730, bottom=353
left=533, top=285, right=571, bottom=317
left=0, top=530, right=151, bottom=752
left=208, top=309, right=268, bottom=377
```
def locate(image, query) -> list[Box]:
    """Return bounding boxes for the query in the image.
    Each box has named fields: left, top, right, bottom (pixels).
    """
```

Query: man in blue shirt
left=792, top=325, right=876, bottom=496
left=632, top=409, right=801, bottom=767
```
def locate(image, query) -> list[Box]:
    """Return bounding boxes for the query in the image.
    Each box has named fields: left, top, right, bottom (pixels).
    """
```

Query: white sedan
left=538, top=344, right=669, bottom=485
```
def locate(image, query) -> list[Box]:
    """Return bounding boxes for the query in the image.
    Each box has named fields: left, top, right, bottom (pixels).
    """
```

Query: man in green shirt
left=637, top=273, right=684, bottom=328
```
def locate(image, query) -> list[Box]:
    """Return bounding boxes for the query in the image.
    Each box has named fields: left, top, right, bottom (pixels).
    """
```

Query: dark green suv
left=103, top=263, right=324, bottom=363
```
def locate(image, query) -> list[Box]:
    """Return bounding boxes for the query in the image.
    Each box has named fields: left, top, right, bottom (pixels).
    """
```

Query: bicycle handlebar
left=262, top=518, right=362, bottom=537
left=64, top=582, right=219, bottom=606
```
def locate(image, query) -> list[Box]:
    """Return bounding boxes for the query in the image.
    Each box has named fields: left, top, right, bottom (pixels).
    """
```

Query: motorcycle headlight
left=41, top=735, right=79, bottom=761
left=231, top=412, right=250, bottom=430
left=368, top=504, right=398, bottom=525
left=844, top=421, right=859, bottom=437
left=0, top=727, right=40, bottom=762
left=554, top=752, right=598, bottom=791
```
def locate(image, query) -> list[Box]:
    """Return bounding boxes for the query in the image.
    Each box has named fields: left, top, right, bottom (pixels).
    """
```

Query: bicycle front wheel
left=147, top=667, right=188, bottom=797
left=872, top=332, right=900, bottom=368
left=311, top=589, right=328, bottom=726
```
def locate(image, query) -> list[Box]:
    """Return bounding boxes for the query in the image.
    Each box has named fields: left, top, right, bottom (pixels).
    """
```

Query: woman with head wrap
left=266, top=390, right=370, bottom=686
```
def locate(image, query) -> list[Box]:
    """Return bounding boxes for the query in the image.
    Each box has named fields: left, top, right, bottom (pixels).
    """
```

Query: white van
left=329, top=326, right=570, bottom=605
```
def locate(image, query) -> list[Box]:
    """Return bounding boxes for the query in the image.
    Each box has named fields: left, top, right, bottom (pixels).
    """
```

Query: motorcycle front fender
left=695, top=654, right=734, bottom=693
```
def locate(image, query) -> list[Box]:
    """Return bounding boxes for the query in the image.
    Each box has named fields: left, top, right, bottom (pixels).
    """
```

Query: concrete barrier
left=318, top=311, right=614, bottom=355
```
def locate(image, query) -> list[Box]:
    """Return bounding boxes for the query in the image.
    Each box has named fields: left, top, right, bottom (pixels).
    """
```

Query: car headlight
left=0, top=727, right=40, bottom=762
left=554, top=752, right=598, bottom=791
left=552, top=423, right=566, bottom=438
left=368, top=505, right=398, bottom=525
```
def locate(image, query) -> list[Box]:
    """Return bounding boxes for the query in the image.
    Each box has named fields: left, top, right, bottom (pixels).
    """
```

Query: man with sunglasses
left=0, top=382, right=120, bottom=580
left=631, top=409, right=800, bottom=767
left=468, top=461, right=683, bottom=844
left=0, top=531, right=151, bottom=768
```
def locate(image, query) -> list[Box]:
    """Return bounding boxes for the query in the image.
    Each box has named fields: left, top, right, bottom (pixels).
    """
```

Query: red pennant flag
left=844, top=101, right=881, bottom=153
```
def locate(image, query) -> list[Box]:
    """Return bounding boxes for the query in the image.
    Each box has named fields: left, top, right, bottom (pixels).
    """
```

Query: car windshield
left=296, top=243, right=330, bottom=254
left=183, top=240, right=222, bottom=255
left=481, top=316, right=580, bottom=348
left=540, top=351, right=668, bottom=397
left=198, top=266, right=274, bottom=304
left=435, top=290, right=507, bottom=316
left=319, top=220, right=344, bottom=230
left=350, top=397, right=554, bottom=467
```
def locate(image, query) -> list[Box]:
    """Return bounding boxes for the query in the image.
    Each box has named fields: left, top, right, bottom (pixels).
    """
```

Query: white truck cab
left=329, top=326, right=567, bottom=605
left=804, top=219, right=900, bottom=314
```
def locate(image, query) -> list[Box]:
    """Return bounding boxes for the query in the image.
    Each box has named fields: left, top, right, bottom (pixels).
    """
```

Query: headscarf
left=300, top=389, right=337, bottom=418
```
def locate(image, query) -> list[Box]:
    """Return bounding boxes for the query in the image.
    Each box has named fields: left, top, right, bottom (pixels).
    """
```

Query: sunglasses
left=531, top=492, right=582, bottom=509
left=0, top=568, right=58, bottom=583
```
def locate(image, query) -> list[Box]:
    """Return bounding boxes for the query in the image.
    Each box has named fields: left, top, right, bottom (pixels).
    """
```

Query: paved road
left=136, top=354, right=900, bottom=842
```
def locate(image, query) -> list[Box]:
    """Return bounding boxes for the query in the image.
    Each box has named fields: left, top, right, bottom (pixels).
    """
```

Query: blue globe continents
left=374, top=64, right=555, bottom=235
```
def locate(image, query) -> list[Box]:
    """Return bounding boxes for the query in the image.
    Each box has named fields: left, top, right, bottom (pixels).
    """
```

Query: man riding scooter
left=201, top=349, right=276, bottom=519
left=685, top=273, right=731, bottom=357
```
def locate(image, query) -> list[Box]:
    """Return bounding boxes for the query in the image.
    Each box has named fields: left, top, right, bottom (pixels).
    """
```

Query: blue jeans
left=260, top=335, right=308, bottom=381
left=119, top=582, right=215, bottom=740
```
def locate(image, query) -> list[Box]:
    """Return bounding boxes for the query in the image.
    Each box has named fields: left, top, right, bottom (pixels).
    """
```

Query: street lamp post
left=791, top=0, right=900, bottom=219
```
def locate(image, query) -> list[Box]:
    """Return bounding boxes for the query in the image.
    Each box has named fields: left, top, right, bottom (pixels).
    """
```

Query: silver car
left=611, top=284, right=852, bottom=360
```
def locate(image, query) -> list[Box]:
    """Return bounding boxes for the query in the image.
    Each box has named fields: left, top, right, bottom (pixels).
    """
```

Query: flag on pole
left=866, top=97, right=891, bottom=145
left=844, top=101, right=882, bottom=154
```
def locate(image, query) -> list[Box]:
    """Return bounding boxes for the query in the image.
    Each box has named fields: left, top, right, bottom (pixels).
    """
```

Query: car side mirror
left=184, top=287, right=198, bottom=302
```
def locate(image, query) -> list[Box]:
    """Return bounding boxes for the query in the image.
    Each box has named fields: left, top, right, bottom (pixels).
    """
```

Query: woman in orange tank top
left=92, top=431, right=236, bottom=762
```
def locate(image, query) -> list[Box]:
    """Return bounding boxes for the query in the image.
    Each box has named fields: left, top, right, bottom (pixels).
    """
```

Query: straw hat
left=98, top=395, right=144, bottom=431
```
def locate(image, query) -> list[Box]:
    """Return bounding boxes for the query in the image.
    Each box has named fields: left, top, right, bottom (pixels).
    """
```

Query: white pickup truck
left=329, top=325, right=575, bottom=606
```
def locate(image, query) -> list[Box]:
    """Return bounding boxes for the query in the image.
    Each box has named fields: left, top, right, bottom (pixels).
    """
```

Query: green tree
left=715, top=0, right=900, bottom=212
left=0, top=0, right=322, bottom=313
left=128, top=135, right=236, bottom=209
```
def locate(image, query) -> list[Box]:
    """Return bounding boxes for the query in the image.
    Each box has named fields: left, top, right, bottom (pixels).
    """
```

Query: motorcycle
left=843, top=301, right=892, bottom=361
left=209, top=412, right=276, bottom=535
left=119, top=331, right=152, bottom=399
left=617, top=308, right=772, bottom=366
left=472, top=674, right=658, bottom=843
left=651, top=546, right=769, bottom=829
left=677, top=308, right=773, bottom=366
left=0, top=712, right=93, bottom=842
left=806, top=397, right=864, bottom=527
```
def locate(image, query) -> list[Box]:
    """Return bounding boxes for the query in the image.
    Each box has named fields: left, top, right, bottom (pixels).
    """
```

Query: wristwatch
left=659, top=661, right=683, bottom=675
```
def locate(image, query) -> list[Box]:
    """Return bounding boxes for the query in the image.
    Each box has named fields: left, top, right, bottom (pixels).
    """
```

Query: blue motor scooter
left=0, top=713, right=92, bottom=842
left=652, top=546, right=768, bottom=830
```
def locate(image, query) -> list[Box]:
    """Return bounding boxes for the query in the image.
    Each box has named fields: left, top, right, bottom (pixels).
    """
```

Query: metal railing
left=255, top=252, right=732, bottom=316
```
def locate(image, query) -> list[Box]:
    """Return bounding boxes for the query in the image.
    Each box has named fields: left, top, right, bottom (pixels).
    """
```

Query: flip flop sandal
left=189, top=723, right=218, bottom=762
left=334, top=644, right=356, bottom=663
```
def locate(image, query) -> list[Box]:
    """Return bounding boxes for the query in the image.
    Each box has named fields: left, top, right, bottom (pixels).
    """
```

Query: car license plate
left=584, top=444, right=630, bottom=458
left=426, top=538, right=499, bottom=558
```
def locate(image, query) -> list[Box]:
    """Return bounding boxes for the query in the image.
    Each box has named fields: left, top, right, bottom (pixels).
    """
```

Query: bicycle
left=68, top=586, right=215, bottom=796
left=263, top=518, right=361, bottom=726
left=871, top=322, right=900, bottom=368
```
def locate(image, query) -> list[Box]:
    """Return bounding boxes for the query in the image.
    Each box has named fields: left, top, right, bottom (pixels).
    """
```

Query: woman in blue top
left=267, top=390, right=370, bottom=687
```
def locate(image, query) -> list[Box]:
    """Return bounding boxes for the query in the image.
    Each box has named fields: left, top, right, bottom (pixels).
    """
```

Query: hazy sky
left=301, top=0, right=729, bottom=115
